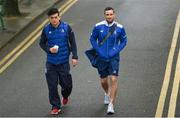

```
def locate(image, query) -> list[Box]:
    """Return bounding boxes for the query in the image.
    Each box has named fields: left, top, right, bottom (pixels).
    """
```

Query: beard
left=106, top=19, right=114, bottom=24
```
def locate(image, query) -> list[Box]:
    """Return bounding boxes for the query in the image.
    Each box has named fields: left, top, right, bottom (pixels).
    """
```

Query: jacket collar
left=50, top=21, right=62, bottom=29
left=104, top=20, right=116, bottom=27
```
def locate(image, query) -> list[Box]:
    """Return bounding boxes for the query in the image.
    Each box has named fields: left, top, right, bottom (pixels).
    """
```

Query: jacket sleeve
left=90, top=26, right=108, bottom=59
left=68, top=25, right=78, bottom=59
left=39, top=28, right=51, bottom=53
left=109, top=27, right=127, bottom=57
left=90, top=26, right=99, bottom=52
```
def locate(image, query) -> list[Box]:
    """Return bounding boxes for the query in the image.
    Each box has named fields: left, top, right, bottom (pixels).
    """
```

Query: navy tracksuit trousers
left=45, top=62, right=72, bottom=109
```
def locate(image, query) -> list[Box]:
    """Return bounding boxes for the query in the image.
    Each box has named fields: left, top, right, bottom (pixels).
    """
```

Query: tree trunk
left=1, top=0, right=21, bottom=17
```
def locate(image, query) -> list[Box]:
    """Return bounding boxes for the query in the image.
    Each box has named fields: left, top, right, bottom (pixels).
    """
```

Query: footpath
left=0, top=0, right=62, bottom=50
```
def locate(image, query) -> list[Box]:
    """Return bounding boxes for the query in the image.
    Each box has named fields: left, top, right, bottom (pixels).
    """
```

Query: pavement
left=0, top=0, right=61, bottom=50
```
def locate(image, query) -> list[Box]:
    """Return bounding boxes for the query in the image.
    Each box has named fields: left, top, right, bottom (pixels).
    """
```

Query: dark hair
left=47, top=8, right=59, bottom=16
left=104, top=7, right=115, bottom=14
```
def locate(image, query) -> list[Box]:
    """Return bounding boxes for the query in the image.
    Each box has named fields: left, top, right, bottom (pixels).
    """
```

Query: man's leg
left=100, top=77, right=109, bottom=94
left=98, top=67, right=111, bottom=105
left=60, top=73, right=72, bottom=98
left=101, top=76, right=111, bottom=105
left=98, top=65, right=109, bottom=95
left=58, top=63, right=72, bottom=105
left=109, top=75, right=118, bottom=104
left=97, top=60, right=111, bottom=105
left=45, top=63, right=61, bottom=110
left=107, top=58, right=119, bottom=114
left=106, top=75, right=118, bottom=114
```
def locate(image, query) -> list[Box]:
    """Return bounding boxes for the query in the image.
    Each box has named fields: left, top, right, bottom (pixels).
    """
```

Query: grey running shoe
left=104, top=93, right=110, bottom=105
left=107, top=103, right=115, bottom=114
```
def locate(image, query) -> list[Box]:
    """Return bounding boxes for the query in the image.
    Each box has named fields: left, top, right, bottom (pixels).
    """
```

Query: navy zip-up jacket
left=39, top=21, right=78, bottom=64
left=90, top=20, right=127, bottom=61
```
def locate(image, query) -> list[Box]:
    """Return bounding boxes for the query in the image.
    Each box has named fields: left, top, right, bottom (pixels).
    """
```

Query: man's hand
left=49, top=47, right=58, bottom=53
left=72, top=59, right=78, bottom=67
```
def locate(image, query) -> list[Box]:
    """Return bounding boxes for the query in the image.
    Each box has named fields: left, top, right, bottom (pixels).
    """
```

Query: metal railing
left=0, top=0, right=5, bottom=30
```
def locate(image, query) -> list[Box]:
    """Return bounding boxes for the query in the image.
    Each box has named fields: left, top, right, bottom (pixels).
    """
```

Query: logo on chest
left=61, top=29, right=65, bottom=33
left=49, top=31, right=52, bottom=34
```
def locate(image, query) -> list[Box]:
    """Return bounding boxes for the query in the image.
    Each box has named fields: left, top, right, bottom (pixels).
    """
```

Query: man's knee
left=62, top=74, right=73, bottom=88
left=101, top=77, right=108, bottom=84
left=110, top=76, right=118, bottom=85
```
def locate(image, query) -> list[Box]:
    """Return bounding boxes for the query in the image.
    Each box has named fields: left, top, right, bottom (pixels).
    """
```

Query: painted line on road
left=155, top=9, right=180, bottom=117
left=0, top=0, right=78, bottom=74
left=168, top=49, right=180, bottom=117
left=0, top=32, right=41, bottom=73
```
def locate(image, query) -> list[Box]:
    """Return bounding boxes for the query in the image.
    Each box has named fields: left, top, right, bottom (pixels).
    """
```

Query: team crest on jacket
left=113, top=70, right=117, bottom=74
left=61, top=29, right=65, bottom=32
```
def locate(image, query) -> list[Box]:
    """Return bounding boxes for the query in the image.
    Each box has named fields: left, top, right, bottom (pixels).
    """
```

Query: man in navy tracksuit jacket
left=39, top=8, right=78, bottom=115
left=89, top=7, right=127, bottom=114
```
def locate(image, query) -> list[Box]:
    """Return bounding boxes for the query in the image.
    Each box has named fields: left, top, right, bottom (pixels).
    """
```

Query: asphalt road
left=0, top=0, right=179, bottom=117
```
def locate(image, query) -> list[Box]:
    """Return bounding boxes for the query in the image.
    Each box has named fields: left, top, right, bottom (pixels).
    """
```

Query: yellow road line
left=0, top=0, right=78, bottom=74
left=0, top=25, right=41, bottom=67
left=168, top=49, right=180, bottom=117
left=155, top=9, right=180, bottom=117
left=59, top=0, right=78, bottom=15
left=0, top=32, right=41, bottom=74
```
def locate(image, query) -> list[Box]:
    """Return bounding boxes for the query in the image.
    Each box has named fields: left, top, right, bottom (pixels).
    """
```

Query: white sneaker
left=104, top=93, right=110, bottom=105
left=107, top=103, right=115, bottom=114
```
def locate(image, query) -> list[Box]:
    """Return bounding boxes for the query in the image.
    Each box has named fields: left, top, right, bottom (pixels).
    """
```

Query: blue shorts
left=97, top=57, right=119, bottom=78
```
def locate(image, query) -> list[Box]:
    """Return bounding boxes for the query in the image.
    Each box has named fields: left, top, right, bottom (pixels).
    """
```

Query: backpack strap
left=99, top=23, right=117, bottom=45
